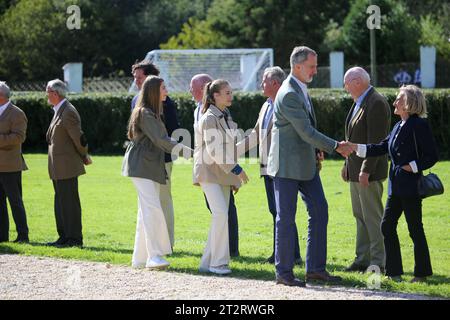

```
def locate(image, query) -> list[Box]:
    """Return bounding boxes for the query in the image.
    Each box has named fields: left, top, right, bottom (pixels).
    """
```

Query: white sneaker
left=209, top=265, right=232, bottom=275
left=146, top=256, right=170, bottom=269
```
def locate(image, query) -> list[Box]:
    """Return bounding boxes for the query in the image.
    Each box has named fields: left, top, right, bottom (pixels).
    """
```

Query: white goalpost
left=130, top=48, right=273, bottom=93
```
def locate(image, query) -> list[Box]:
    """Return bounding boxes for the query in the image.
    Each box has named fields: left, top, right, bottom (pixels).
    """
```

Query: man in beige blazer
left=342, top=67, right=391, bottom=273
left=0, top=81, right=29, bottom=243
left=237, top=67, right=303, bottom=265
left=45, top=79, right=91, bottom=248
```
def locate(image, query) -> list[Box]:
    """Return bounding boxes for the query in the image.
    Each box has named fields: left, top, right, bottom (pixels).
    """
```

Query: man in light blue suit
left=267, top=46, right=351, bottom=286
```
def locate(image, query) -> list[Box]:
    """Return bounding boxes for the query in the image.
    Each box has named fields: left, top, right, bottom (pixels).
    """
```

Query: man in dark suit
left=190, top=73, right=240, bottom=257
left=131, top=60, right=180, bottom=249
left=342, top=67, right=391, bottom=273
left=267, top=46, right=351, bottom=287
left=0, top=81, right=29, bottom=243
left=46, top=79, right=91, bottom=248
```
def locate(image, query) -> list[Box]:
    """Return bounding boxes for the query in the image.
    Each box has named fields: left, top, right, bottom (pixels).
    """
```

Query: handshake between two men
left=335, top=141, right=357, bottom=158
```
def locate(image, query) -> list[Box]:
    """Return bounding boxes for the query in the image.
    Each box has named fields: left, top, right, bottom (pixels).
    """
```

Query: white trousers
left=200, top=182, right=230, bottom=269
left=160, top=162, right=175, bottom=248
left=131, top=177, right=172, bottom=265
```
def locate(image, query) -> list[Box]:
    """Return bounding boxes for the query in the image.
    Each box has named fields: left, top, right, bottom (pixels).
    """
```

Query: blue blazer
left=366, top=115, right=438, bottom=196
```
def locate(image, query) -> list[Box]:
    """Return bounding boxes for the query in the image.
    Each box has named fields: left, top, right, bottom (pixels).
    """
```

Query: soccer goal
left=131, top=48, right=273, bottom=93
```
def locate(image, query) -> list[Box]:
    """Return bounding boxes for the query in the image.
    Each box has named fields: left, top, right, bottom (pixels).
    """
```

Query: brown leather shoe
left=306, top=271, right=342, bottom=283
left=276, top=276, right=306, bottom=287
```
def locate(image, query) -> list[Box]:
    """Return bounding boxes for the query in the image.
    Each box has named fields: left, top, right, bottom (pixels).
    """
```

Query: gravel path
left=0, top=254, right=438, bottom=300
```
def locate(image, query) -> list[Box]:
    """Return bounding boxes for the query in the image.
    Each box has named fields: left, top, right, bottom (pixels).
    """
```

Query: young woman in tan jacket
left=193, top=79, right=249, bottom=275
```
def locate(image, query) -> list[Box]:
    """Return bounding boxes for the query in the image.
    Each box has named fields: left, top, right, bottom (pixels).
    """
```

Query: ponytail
left=202, top=82, right=214, bottom=113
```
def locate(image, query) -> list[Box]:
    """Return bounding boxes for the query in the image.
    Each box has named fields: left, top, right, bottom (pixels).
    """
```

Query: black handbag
left=413, top=131, right=444, bottom=199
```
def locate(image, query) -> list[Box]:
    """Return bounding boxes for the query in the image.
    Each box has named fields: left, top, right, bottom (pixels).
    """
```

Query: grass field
left=0, top=154, right=449, bottom=298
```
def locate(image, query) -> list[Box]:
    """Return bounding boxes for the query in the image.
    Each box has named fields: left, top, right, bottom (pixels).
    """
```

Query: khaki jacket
left=122, top=108, right=181, bottom=184
left=0, top=102, right=28, bottom=172
left=193, top=105, right=241, bottom=187
left=344, top=87, right=391, bottom=182
left=46, top=100, right=88, bottom=180
left=236, top=99, right=273, bottom=176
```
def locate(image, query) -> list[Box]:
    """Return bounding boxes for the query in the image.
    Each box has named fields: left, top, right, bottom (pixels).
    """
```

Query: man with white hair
left=0, top=81, right=29, bottom=243
left=190, top=73, right=240, bottom=257
left=342, top=67, right=391, bottom=273
left=45, top=79, right=91, bottom=248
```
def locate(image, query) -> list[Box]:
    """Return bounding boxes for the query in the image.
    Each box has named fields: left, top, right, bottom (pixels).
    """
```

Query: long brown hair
left=201, top=79, right=230, bottom=113
left=127, top=75, right=164, bottom=140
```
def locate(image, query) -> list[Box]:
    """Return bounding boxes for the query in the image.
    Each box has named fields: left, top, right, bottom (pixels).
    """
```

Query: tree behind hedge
left=161, top=0, right=350, bottom=67
left=0, top=0, right=210, bottom=81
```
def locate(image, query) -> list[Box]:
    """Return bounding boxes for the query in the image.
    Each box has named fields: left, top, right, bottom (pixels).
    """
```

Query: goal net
left=131, top=48, right=273, bottom=93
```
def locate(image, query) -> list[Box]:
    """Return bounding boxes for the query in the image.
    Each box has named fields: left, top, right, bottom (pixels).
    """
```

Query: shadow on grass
left=426, top=274, right=450, bottom=286
left=170, top=249, right=203, bottom=259
left=20, top=241, right=134, bottom=255
left=386, top=271, right=450, bottom=286
left=0, top=244, right=20, bottom=254
left=82, top=246, right=133, bottom=255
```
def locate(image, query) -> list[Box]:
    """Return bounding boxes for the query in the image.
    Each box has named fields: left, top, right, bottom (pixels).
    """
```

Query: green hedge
left=10, top=89, right=450, bottom=158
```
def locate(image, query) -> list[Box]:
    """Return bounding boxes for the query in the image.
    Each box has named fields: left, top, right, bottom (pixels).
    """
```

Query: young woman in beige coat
left=193, top=79, right=249, bottom=275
